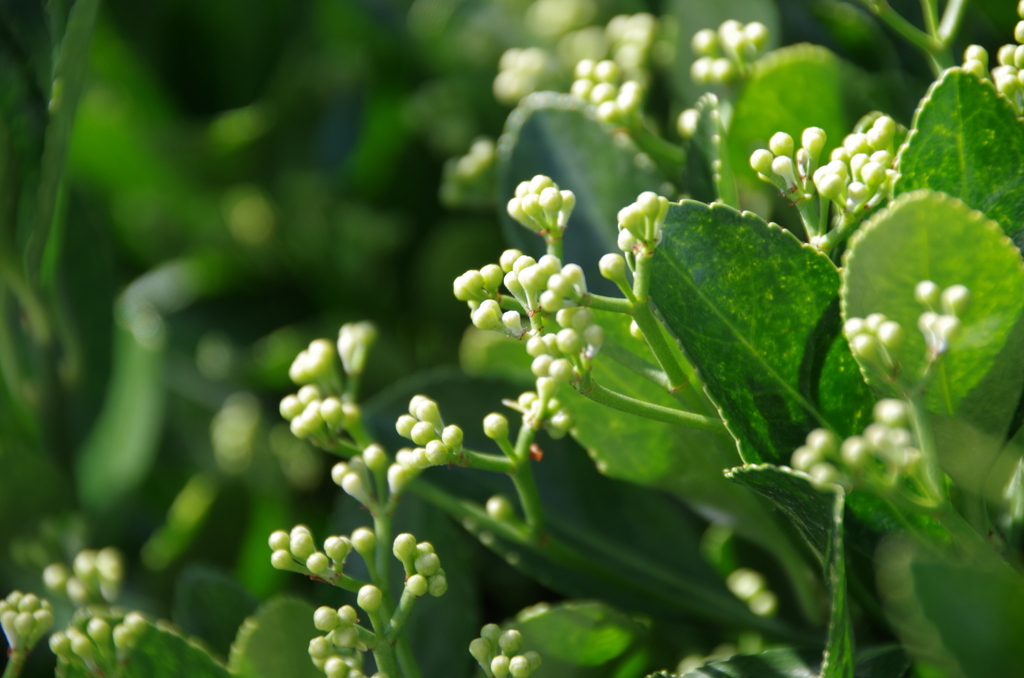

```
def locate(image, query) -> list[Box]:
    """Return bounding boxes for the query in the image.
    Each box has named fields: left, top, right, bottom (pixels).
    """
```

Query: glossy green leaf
left=229, top=596, right=321, bottom=678
left=728, top=465, right=853, bottom=678
left=651, top=200, right=874, bottom=464
left=496, top=92, right=665, bottom=293
left=172, top=564, right=258, bottom=659
left=842, top=190, right=1024, bottom=420
left=730, top=45, right=848, bottom=190
left=894, top=69, right=1024, bottom=245
left=511, top=600, right=647, bottom=677
left=877, top=535, right=1024, bottom=678
left=675, top=647, right=822, bottom=677
left=57, top=621, right=232, bottom=678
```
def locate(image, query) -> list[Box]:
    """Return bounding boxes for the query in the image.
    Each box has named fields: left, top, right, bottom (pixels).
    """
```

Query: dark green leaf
left=496, top=92, right=665, bottom=292
left=172, top=564, right=258, bottom=659
left=677, top=647, right=822, bottom=677
left=894, top=69, right=1024, bottom=246
left=730, top=45, right=848, bottom=190
left=651, top=200, right=874, bottom=464
left=727, top=465, right=853, bottom=678
left=876, top=534, right=1024, bottom=678
left=229, top=596, right=321, bottom=678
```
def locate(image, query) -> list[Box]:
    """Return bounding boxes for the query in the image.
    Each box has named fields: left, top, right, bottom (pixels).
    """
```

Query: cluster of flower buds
left=281, top=384, right=359, bottom=443
left=332, top=446, right=389, bottom=508
left=501, top=378, right=575, bottom=438
left=1, top=592, right=53, bottom=655
left=440, top=138, right=497, bottom=209
left=469, top=624, right=542, bottom=678
left=289, top=338, right=343, bottom=389
left=494, top=48, right=554, bottom=106
left=507, top=176, right=577, bottom=246
left=569, top=59, right=644, bottom=127
left=50, top=610, right=147, bottom=675
left=788, top=428, right=848, bottom=487
left=605, top=13, right=657, bottom=76
left=750, top=128, right=827, bottom=204
left=269, top=525, right=362, bottom=584
left=725, top=568, right=777, bottom=617
left=43, top=548, right=123, bottom=605
left=391, top=396, right=465, bottom=491
left=309, top=604, right=367, bottom=666
left=691, top=20, right=770, bottom=85
left=525, top=308, right=604, bottom=385
left=968, top=4, right=1024, bottom=109
left=807, top=118, right=898, bottom=237
left=392, top=534, right=449, bottom=597
left=617, top=191, right=669, bottom=254
left=338, top=322, right=377, bottom=378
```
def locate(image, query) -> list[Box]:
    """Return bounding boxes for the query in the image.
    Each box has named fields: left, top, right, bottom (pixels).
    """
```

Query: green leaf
left=229, top=596, right=321, bottom=678
left=841, top=190, right=1024, bottom=487
left=894, top=69, right=1024, bottom=245
left=459, top=326, right=534, bottom=386
left=676, top=647, right=822, bottom=677
left=730, top=45, right=848, bottom=190
left=651, top=200, right=874, bottom=464
left=496, top=92, right=665, bottom=292
left=876, top=534, right=1024, bottom=678
left=58, top=621, right=232, bottom=678
left=511, top=601, right=648, bottom=677
left=75, top=320, right=166, bottom=514
left=727, top=465, right=853, bottom=678
left=172, top=564, right=258, bottom=659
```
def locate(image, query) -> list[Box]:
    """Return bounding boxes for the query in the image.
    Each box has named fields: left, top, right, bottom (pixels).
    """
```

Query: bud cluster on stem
left=725, top=568, right=778, bottom=617
left=43, top=547, right=123, bottom=605
left=49, top=610, right=147, bottom=677
left=506, top=175, right=577, bottom=256
left=570, top=59, right=644, bottom=127
left=469, top=624, right=542, bottom=678
left=690, top=20, right=770, bottom=85
left=1, top=591, right=54, bottom=666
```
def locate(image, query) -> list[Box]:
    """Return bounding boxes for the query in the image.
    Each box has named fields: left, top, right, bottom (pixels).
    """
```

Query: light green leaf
left=675, top=647, right=822, bottom=677
left=172, top=565, right=258, bottom=659
left=496, top=92, right=665, bottom=292
left=730, top=45, right=848, bottom=191
left=894, top=69, right=1024, bottom=245
left=841, top=190, right=1024, bottom=422
left=651, top=200, right=874, bottom=465
left=229, top=596, right=321, bottom=678
left=877, top=533, right=1024, bottom=678
left=727, top=465, right=853, bottom=678
left=511, top=600, right=647, bottom=677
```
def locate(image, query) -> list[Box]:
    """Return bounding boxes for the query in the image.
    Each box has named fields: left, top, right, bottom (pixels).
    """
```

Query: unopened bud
left=484, top=413, right=509, bottom=440
left=357, top=585, right=382, bottom=613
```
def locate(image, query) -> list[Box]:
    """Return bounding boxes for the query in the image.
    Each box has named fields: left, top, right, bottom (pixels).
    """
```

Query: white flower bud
left=388, top=464, right=412, bottom=496
left=935, top=315, right=961, bottom=343
left=556, top=328, right=581, bottom=354
left=769, top=132, right=794, bottom=158
left=269, top=530, right=291, bottom=551
left=677, top=108, right=700, bottom=139
left=411, top=421, right=438, bottom=445
left=964, top=44, right=988, bottom=67
left=531, top=354, right=553, bottom=377
left=915, top=280, right=941, bottom=307
left=847, top=181, right=869, bottom=205
left=727, top=568, right=766, bottom=600
left=583, top=324, right=604, bottom=349
left=691, top=29, right=718, bottom=57
left=549, top=359, right=574, bottom=382
left=363, top=444, right=388, bottom=472
left=850, top=333, right=881, bottom=364
left=865, top=312, right=887, bottom=333
left=325, top=536, right=352, bottom=562
left=499, top=249, right=523, bottom=273
left=806, top=428, right=837, bottom=456
left=351, top=527, right=376, bottom=557
left=331, top=462, right=349, bottom=486
left=941, top=284, right=970, bottom=316
left=342, top=473, right=373, bottom=506
left=841, top=436, right=869, bottom=467
left=790, top=446, right=821, bottom=471
left=690, top=56, right=714, bottom=83
left=617, top=228, right=637, bottom=252
left=357, top=585, right=382, bottom=613
left=749, top=590, right=777, bottom=617
left=771, top=155, right=797, bottom=187
left=750, top=149, right=774, bottom=175
left=529, top=175, right=555, bottom=193
left=486, top=495, right=516, bottom=521
left=844, top=132, right=870, bottom=155
left=484, top=413, right=509, bottom=440
left=280, top=395, right=304, bottom=420
left=878, top=321, right=904, bottom=350
left=291, top=528, right=316, bottom=560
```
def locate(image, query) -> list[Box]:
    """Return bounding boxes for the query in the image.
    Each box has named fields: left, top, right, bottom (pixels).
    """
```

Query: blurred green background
left=0, top=0, right=1016, bottom=676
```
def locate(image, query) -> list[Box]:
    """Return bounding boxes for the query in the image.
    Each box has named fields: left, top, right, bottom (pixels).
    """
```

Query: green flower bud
left=69, top=629, right=93, bottom=660
left=801, top=127, right=827, bottom=160
left=790, top=446, right=821, bottom=472
left=409, top=447, right=431, bottom=470
left=810, top=462, right=841, bottom=485
left=556, top=328, right=581, bottom=355
left=844, top=132, right=870, bottom=156
left=727, top=568, right=765, bottom=600
left=415, top=400, right=442, bottom=427
left=269, top=530, right=290, bottom=552
left=309, top=635, right=332, bottom=659
left=549, top=358, right=574, bottom=383
left=363, top=445, right=388, bottom=473
left=481, top=624, right=502, bottom=645
left=500, top=249, right=524, bottom=273
left=690, top=56, right=714, bottom=84
left=574, top=58, right=596, bottom=79
left=280, top=395, right=303, bottom=421
left=860, top=161, right=885, bottom=188
left=864, top=312, right=886, bottom=333
left=915, top=280, right=941, bottom=307
left=333, top=626, right=358, bottom=649
left=15, top=594, right=38, bottom=614
left=470, top=637, right=494, bottom=666
left=396, top=414, right=417, bottom=439
left=546, top=273, right=573, bottom=299
left=678, top=108, right=701, bottom=140
left=411, top=421, right=438, bottom=445
left=965, top=45, right=989, bottom=68
left=393, top=534, right=417, bottom=564
left=51, top=630, right=73, bottom=658
left=388, top=464, right=412, bottom=496
left=850, top=333, right=881, bottom=364
left=484, top=413, right=509, bottom=440
left=769, top=132, right=794, bottom=158
left=771, top=156, right=797, bottom=187
left=428, top=572, right=448, bottom=597
left=325, top=535, right=352, bottom=562
left=316, top=398, right=342, bottom=429
left=407, top=574, right=429, bottom=597
left=710, top=57, right=735, bottom=82
left=473, top=300, right=504, bottom=332
left=486, top=495, right=516, bottom=522
left=351, top=528, right=376, bottom=558
left=1017, top=20, right=1024, bottom=44
left=815, top=171, right=846, bottom=202
left=325, top=656, right=352, bottom=678
left=43, top=564, right=69, bottom=593
left=749, top=590, right=778, bottom=617
left=548, top=410, right=574, bottom=438
left=442, top=425, right=464, bottom=448
left=524, top=651, right=542, bottom=671
left=531, top=354, right=552, bottom=377
left=941, top=284, right=971, bottom=316
left=492, top=654, right=511, bottom=678
left=415, top=552, right=441, bottom=577
left=307, top=552, right=330, bottom=575
left=963, top=59, right=987, bottom=79
left=73, top=550, right=97, bottom=580
left=270, top=550, right=294, bottom=570
left=806, top=429, right=837, bottom=456
left=691, top=28, right=719, bottom=57
left=357, top=585, right=382, bottom=613
left=537, top=377, right=558, bottom=402
left=878, top=321, right=904, bottom=351
left=510, top=655, right=533, bottom=678
left=499, top=630, right=523, bottom=656
left=538, top=291, right=563, bottom=312
left=87, top=617, right=111, bottom=645
left=315, top=606, right=342, bottom=631
left=874, top=401, right=907, bottom=429
left=331, top=462, right=350, bottom=486
left=33, top=607, right=53, bottom=634
left=744, top=21, right=769, bottom=50
left=935, top=315, right=962, bottom=343
left=481, top=264, right=504, bottom=292
left=291, top=528, right=316, bottom=560
left=841, top=435, right=869, bottom=467
left=425, top=440, right=451, bottom=465
left=750, top=149, right=774, bottom=176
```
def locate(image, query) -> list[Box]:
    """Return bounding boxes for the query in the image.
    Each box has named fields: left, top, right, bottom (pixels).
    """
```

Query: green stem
left=384, top=587, right=419, bottom=643
left=498, top=294, right=527, bottom=315
left=326, top=571, right=370, bottom=592
left=459, top=449, right=516, bottom=473
left=511, top=424, right=545, bottom=541
left=581, top=379, right=725, bottom=432
left=796, top=199, right=821, bottom=239
left=582, top=293, right=633, bottom=314
left=907, top=394, right=945, bottom=505
left=632, top=251, right=652, bottom=302
left=346, top=415, right=374, bottom=449
left=816, top=213, right=862, bottom=252
left=864, top=0, right=950, bottom=75
left=546, top=236, right=563, bottom=260
left=373, top=514, right=392, bottom=604
left=936, top=0, right=969, bottom=44
left=631, top=301, right=689, bottom=391
left=2, top=651, right=26, bottom=678
left=600, top=339, right=672, bottom=392
left=365, top=610, right=402, bottom=678
left=920, top=0, right=938, bottom=36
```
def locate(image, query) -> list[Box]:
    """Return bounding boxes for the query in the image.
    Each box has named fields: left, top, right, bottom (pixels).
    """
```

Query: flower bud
left=806, top=429, right=837, bottom=456
left=801, top=127, right=826, bottom=160
left=271, top=549, right=295, bottom=570
left=865, top=312, right=887, bottom=333
left=428, top=572, right=448, bottom=596
left=964, top=45, right=988, bottom=68
left=510, top=655, right=532, bottom=677
left=342, top=473, right=373, bottom=506
left=325, top=536, right=352, bottom=562
left=269, top=530, right=290, bottom=551
left=727, top=568, right=766, bottom=600
left=307, top=552, right=330, bottom=575
left=87, top=617, right=111, bottom=645
left=539, top=290, right=563, bottom=312
left=415, top=552, right=441, bottom=577
left=549, top=358, right=574, bottom=383
left=49, top=630, right=71, bottom=658
left=935, top=315, right=961, bottom=343
left=426, top=440, right=451, bottom=465
left=357, top=585, right=382, bottom=613
left=537, top=377, right=558, bottom=401
left=473, top=300, right=504, bottom=332
left=309, top=635, right=331, bottom=659
left=415, top=400, right=442, bottom=427
left=499, top=629, right=523, bottom=655
left=790, top=446, right=821, bottom=472
left=110, top=624, right=132, bottom=652
left=484, top=413, right=509, bottom=440
left=941, top=284, right=970, bottom=316
left=319, top=398, right=345, bottom=428
left=749, top=590, right=778, bottom=617
left=487, top=495, right=516, bottom=522
left=388, top=464, right=412, bottom=495
left=69, top=629, right=93, bottom=659
left=492, top=654, right=511, bottom=678
left=499, top=250, right=523, bottom=273
left=691, top=29, right=718, bottom=57
left=556, top=328, right=581, bottom=355
left=915, top=280, right=941, bottom=307
left=351, top=527, right=376, bottom=558
left=531, top=354, right=553, bottom=377
left=850, top=334, right=881, bottom=364
left=481, top=264, right=504, bottom=292
left=411, top=421, right=438, bottom=445
left=325, top=657, right=351, bottom=678
left=771, top=156, right=797, bottom=187
left=878, top=321, right=904, bottom=350
left=315, top=606, right=341, bottom=631
left=750, top=149, right=774, bottom=175
left=396, top=414, right=417, bottom=439
left=363, top=444, right=388, bottom=472
left=583, top=324, right=604, bottom=350
left=291, top=528, right=316, bottom=560
left=43, top=564, right=69, bottom=593
left=769, top=132, right=794, bottom=158
left=470, top=637, right=493, bottom=666
left=442, top=425, right=464, bottom=448
left=841, top=435, right=869, bottom=467
left=810, top=462, right=841, bottom=484
left=677, top=108, right=700, bottom=139
left=280, top=395, right=304, bottom=420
